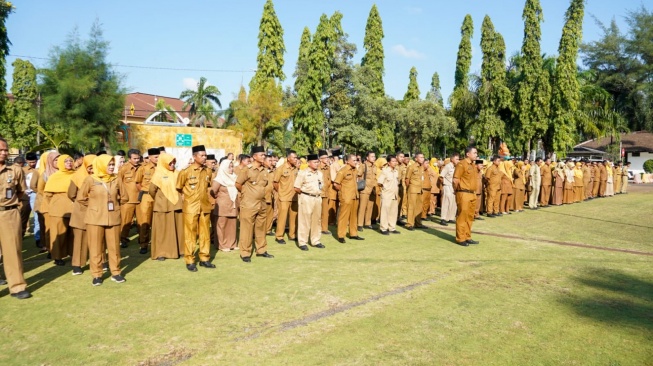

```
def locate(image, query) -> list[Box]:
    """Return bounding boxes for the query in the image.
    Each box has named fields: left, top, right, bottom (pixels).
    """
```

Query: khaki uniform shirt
left=265, top=169, right=275, bottom=204
left=78, top=177, right=121, bottom=227
left=441, top=163, right=455, bottom=187
left=429, top=167, right=440, bottom=194
left=405, top=163, right=425, bottom=194
left=377, top=166, right=399, bottom=200
left=453, top=158, right=478, bottom=192
left=357, top=161, right=377, bottom=195
left=0, top=164, right=25, bottom=208
left=397, top=163, right=408, bottom=188
left=328, top=160, right=342, bottom=200
left=176, top=164, right=212, bottom=214
left=136, top=162, right=155, bottom=193
left=485, top=165, right=502, bottom=190
left=334, top=165, right=359, bottom=201
left=540, top=164, right=552, bottom=186
left=237, top=165, right=269, bottom=204
left=294, top=169, right=323, bottom=196
left=118, top=163, right=141, bottom=204
left=274, top=161, right=298, bottom=202
left=319, top=162, right=331, bottom=198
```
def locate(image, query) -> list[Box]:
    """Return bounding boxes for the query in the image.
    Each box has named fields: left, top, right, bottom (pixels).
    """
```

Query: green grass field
left=2, top=186, right=652, bottom=365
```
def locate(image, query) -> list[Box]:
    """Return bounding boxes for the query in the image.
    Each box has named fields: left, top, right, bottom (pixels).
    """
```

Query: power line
left=8, top=54, right=256, bottom=73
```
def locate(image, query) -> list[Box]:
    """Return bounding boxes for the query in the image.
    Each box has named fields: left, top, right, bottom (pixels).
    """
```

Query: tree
left=0, top=1, right=13, bottom=131
left=361, top=4, right=385, bottom=98
left=39, top=21, right=125, bottom=152
left=551, top=0, right=585, bottom=157
left=425, top=71, right=443, bottom=106
left=395, top=100, right=457, bottom=156
left=454, top=14, right=474, bottom=91
left=449, top=15, right=477, bottom=150
left=514, top=0, right=551, bottom=156
left=250, top=0, right=285, bottom=90
left=403, top=67, right=420, bottom=103
left=179, top=77, right=221, bottom=127
left=7, top=59, right=37, bottom=150
left=151, top=98, right=178, bottom=123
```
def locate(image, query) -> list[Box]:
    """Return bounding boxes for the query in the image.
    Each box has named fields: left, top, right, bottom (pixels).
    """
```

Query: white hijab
left=215, top=159, right=238, bottom=207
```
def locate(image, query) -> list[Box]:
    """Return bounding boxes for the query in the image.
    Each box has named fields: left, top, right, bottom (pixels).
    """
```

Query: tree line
left=1, top=0, right=651, bottom=159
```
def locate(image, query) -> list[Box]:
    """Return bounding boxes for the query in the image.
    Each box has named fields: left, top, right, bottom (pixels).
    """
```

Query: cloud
left=391, top=44, right=425, bottom=60
left=182, top=77, right=197, bottom=90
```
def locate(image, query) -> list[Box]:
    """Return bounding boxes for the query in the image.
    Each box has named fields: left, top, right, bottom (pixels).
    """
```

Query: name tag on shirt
left=6, top=188, right=13, bottom=199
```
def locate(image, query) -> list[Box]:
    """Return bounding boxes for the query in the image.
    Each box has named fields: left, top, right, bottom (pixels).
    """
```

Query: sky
left=5, top=0, right=648, bottom=108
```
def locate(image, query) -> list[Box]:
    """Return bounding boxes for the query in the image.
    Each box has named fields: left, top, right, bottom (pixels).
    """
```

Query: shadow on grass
left=560, top=268, right=653, bottom=332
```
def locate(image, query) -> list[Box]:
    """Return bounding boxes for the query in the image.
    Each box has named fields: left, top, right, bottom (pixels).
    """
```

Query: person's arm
left=293, top=170, right=303, bottom=194
left=67, top=181, right=78, bottom=201
left=175, top=169, right=185, bottom=194
left=235, top=169, right=247, bottom=193
left=77, top=178, right=91, bottom=207
left=210, top=181, right=222, bottom=198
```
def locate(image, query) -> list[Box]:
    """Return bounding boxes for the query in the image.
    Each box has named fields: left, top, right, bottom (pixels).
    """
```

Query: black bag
left=357, top=164, right=367, bottom=191
left=138, top=191, right=145, bottom=202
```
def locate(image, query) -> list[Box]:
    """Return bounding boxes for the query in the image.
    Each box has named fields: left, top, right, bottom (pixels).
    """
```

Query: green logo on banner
left=176, top=134, right=192, bottom=147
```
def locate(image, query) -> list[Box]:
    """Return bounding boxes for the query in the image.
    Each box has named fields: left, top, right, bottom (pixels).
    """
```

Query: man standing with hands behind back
left=274, top=150, right=298, bottom=244
left=294, top=154, right=325, bottom=251
left=357, top=151, right=377, bottom=231
left=529, top=158, right=542, bottom=209
left=453, top=146, right=479, bottom=247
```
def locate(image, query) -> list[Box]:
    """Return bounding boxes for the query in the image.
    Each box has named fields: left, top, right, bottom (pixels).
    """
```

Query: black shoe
left=139, top=248, right=148, bottom=254
left=349, top=236, right=365, bottom=240
left=256, top=252, right=275, bottom=258
left=241, top=256, right=251, bottom=263
left=406, top=226, right=415, bottom=231
left=357, top=226, right=364, bottom=232
left=46, top=253, right=51, bottom=259
left=397, top=221, right=406, bottom=226
left=275, top=239, right=286, bottom=244
left=448, top=220, right=456, bottom=224
left=199, top=261, right=216, bottom=268
left=364, top=225, right=374, bottom=229
left=267, top=232, right=275, bottom=236
left=321, top=231, right=331, bottom=235
left=415, top=224, right=427, bottom=229
left=10, top=290, right=32, bottom=299
left=390, top=230, right=401, bottom=234
left=466, top=239, right=479, bottom=245
left=457, top=241, right=469, bottom=247
left=440, top=220, right=448, bottom=226
left=35, top=240, right=41, bottom=248
left=381, top=230, right=389, bottom=235
left=313, top=243, right=325, bottom=248
left=186, top=263, right=198, bottom=272
left=487, top=214, right=495, bottom=218
left=156, top=257, right=166, bottom=261
left=92, top=277, right=103, bottom=286
left=298, top=245, right=309, bottom=251
left=0, top=279, right=7, bottom=286
left=111, top=274, right=126, bottom=283
left=71, top=266, right=83, bottom=276
left=102, top=263, right=109, bottom=272
left=120, top=241, right=129, bottom=249
left=337, top=238, right=346, bottom=243
left=54, top=259, right=65, bottom=266
left=289, top=237, right=297, bottom=242
left=400, top=215, right=407, bottom=220
left=475, top=217, right=484, bottom=221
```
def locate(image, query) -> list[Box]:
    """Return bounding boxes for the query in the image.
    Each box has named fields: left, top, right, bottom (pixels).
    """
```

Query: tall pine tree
left=403, top=67, right=420, bottom=102
left=361, top=4, right=385, bottom=98
left=0, top=2, right=13, bottom=132
left=250, top=0, right=285, bottom=90
left=425, top=72, right=443, bottom=106
left=8, top=59, right=37, bottom=149
left=551, top=0, right=585, bottom=157
left=454, top=14, right=474, bottom=91
left=449, top=15, right=477, bottom=150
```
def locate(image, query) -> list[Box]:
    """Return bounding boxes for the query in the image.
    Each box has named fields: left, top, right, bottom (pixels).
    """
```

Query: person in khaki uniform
left=395, top=152, right=407, bottom=219
left=484, top=156, right=502, bottom=217
left=118, top=149, right=142, bottom=250
left=327, top=148, right=343, bottom=230
left=78, top=155, right=126, bottom=286
left=274, top=150, right=298, bottom=244
left=0, top=138, right=31, bottom=299
left=236, top=146, right=274, bottom=262
left=454, top=147, right=480, bottom=246
left=205, top=154, right=218, bottom=248
left=150, top=153, right=184, bottom=260
left=16, top=156, right=34, bottom=237
left=24, top=153, right=40, bottom=245
left=44, top=154, right=76, bottom=266
left=539, top=158, right=552, bottom=207
left=513, top=161, right=526, bottom=212
left=621, top=162, right=630, bottom=193
left=68, top=154, right=96, bottom=275
left=357, top=151, right=377, bottom=230
left=377, top=155, right=400, bottom=235
left=333, top=154, right=364, bottom=243
left=614, top=161, right=623, bottom=194
left=176, top=145, right=214, bottom=271
left=37, top=152, right=60, bottom=256
left=474, top=160, right=486, bottom=219
left=405, top=153, right=426, bottom=230
left=264, top=155, right=276, bottom=237
left=581, top=159, right=592, bottom=200
left=420, top=160, right=433, bottom=219
left=212, top=159, right=240, bottom=252
left=428, top=158, right=440, bottom=216
left=440, top=155, right=459, bottom=225
left=294, top=154, right=325, bottom=251
left=133, top=147, right=159, bottom=253
left=598, top=161, right=608, bottom=197
left=318, top=150, right=332, bottom=235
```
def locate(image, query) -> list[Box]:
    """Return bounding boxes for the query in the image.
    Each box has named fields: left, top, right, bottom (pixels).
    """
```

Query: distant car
left=629, top=169, right=644, bottom=181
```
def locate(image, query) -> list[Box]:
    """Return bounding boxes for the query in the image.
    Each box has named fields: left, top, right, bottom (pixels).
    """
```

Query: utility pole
left=36, top=92, right=41, bottom=145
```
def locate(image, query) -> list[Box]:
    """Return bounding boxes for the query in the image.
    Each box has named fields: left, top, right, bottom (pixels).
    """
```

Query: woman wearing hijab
left=605, top=162, right=614, bottom=196
left=499, top=160, right=514, bottom=215
left=512, top=161, right=526, bottom=212
left=211, top=159, right=240, bottom=252
left=553, top=162, right=565, bottom=206
left=44, top=154, right=75, bottom=265
left=564, top=162, right=575, bottom=204
left=428, top=158, right=440, bottom=216
left=78, top=155, right=125, bottom=286
left=573, top=162, right=584, bottom=202
left=67, top=154, right=96, bottom=275
left=33, top=151, right=50, bottom=252
left=149, top=153, right=184, bottom=260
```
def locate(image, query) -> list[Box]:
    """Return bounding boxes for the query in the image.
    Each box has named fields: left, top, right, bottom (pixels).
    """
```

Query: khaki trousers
left=238, top=201, right=268, bottom=257
left=337, top=199, right=359, bottom=239
left=20, top=199, right=31, bottom=236
left=621, top=176, right=628, bottom=193
left=441, top=186, right=457, bottom=221
left=217, top=216, right=238, bottom=251
left=421, top=190, right=431, bottom=219
left=592, top=180, right=600, bottom=197
left=513, top=189, right=525, bottom=210
left=539, top=185, right=551, bottom=206
left=614, top=176, right=622, bottom=194
left=400, top=185, right=408, bottom=216
left=275, top=200, right=298, bottom=240
left=486, top=188, right=500, bottom=214
left=328, top=198, right=338, bottom=225
left=87, top=224, right=120, bottom=278
left=599, top=180, right=606, bottom=197
left=475, top=194, right=482, bottom=217
left=585, top=181, right=593, bottom=198
left=429, top=193, right=437, bottom=215
left=119, top=203, right=142, bottom=244
left=0, top=209, right=27, bottom=293
left=298, top=194, right=322, bottom=246
left=406, top=192, right=423, bottom=228
left=529, top=185, right=540, bottom=208
left=265, top=203, right=274, bottom=234
left=49, top=216, right=72, bottom=260
left=500, top=193, right=512, bottom=213
left=183, top=212, right=211, bottom=264
left=138, top=194, right=154, bottom=247
left=71, top=227, right=88, bottom=267
left=380, top=197, right=398, bottom=232
left=358, top=191, right=376, bottom=227
left=455, top=192, right=476, bottom=243
left=321, top=197, right=330, bottom=232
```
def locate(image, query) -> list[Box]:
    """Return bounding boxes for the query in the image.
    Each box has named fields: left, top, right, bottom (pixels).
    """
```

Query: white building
left=573, top=131, right=653, bottom=175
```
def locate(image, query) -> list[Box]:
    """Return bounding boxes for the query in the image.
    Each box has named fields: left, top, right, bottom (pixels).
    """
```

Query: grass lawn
left=1, top=186, right=652, bottom=365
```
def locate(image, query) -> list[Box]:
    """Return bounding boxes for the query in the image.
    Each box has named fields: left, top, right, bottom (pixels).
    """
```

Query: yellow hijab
left=38, top=151, right=51, bottom=175
left=44, top=154, right=75, bottom=193
left=499, top=161, right=512, bottom=179
left=375, top=157, right=387, bottom=173
left=299, top=157, right=308, bottom=170
left=606, top=162, right=613, bottom=177
left=430, top=158, right=439, bottom=174
left=574, top=163, right=583, bottom=180
left=150, top=153, right=179, bottom=205
left=516, top=161, right=526, bottom=184
left=71, top=154, right=97, bottom=188
left=92, top=155, right=117, bottom=183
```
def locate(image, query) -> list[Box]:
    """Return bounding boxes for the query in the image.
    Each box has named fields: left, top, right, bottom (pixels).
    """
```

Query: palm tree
left=179, top=77, right=222, bottom=127
left=152, top=98, right=178, bottom=123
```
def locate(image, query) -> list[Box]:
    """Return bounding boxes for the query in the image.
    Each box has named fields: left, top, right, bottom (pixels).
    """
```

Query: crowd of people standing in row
left=0, top=135, right=632, bottom=300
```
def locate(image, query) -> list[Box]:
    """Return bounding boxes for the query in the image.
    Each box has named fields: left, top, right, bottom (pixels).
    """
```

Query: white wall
left=165, top=147, right=225, bottom=170
left=626, top=151, right=653, bottom=173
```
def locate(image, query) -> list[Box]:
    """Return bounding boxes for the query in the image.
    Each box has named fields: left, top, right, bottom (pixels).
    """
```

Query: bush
left=644, top=159, right=653, bottom=173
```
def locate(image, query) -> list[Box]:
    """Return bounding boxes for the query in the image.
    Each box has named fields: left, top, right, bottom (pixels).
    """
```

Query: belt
left=456, top=189, right=475, bottom=194
left=0, top=205, right=18, bottom=211
left=301, top=192, right=321, bottom=198
left=422, top=188, right=431, bottom=191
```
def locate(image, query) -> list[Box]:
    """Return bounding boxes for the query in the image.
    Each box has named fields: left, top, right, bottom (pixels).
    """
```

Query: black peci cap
left=26, top=152, right=37, bottom=160
left=207, top=154, right=216, bottom=160
left=307, top=154, right=319, bottom=161
left=318, top=149, right=328, bottom=157
left=148, top=148, right=160, bottom=156
left=251, top=146, right=265, bottom=154
left=191, top=145, right=206, bottom=153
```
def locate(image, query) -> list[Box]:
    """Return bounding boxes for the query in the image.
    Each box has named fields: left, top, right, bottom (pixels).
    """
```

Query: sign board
left=176, top=134, right=192, bottom=147
left=621, top=148, right=625, bottom=157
